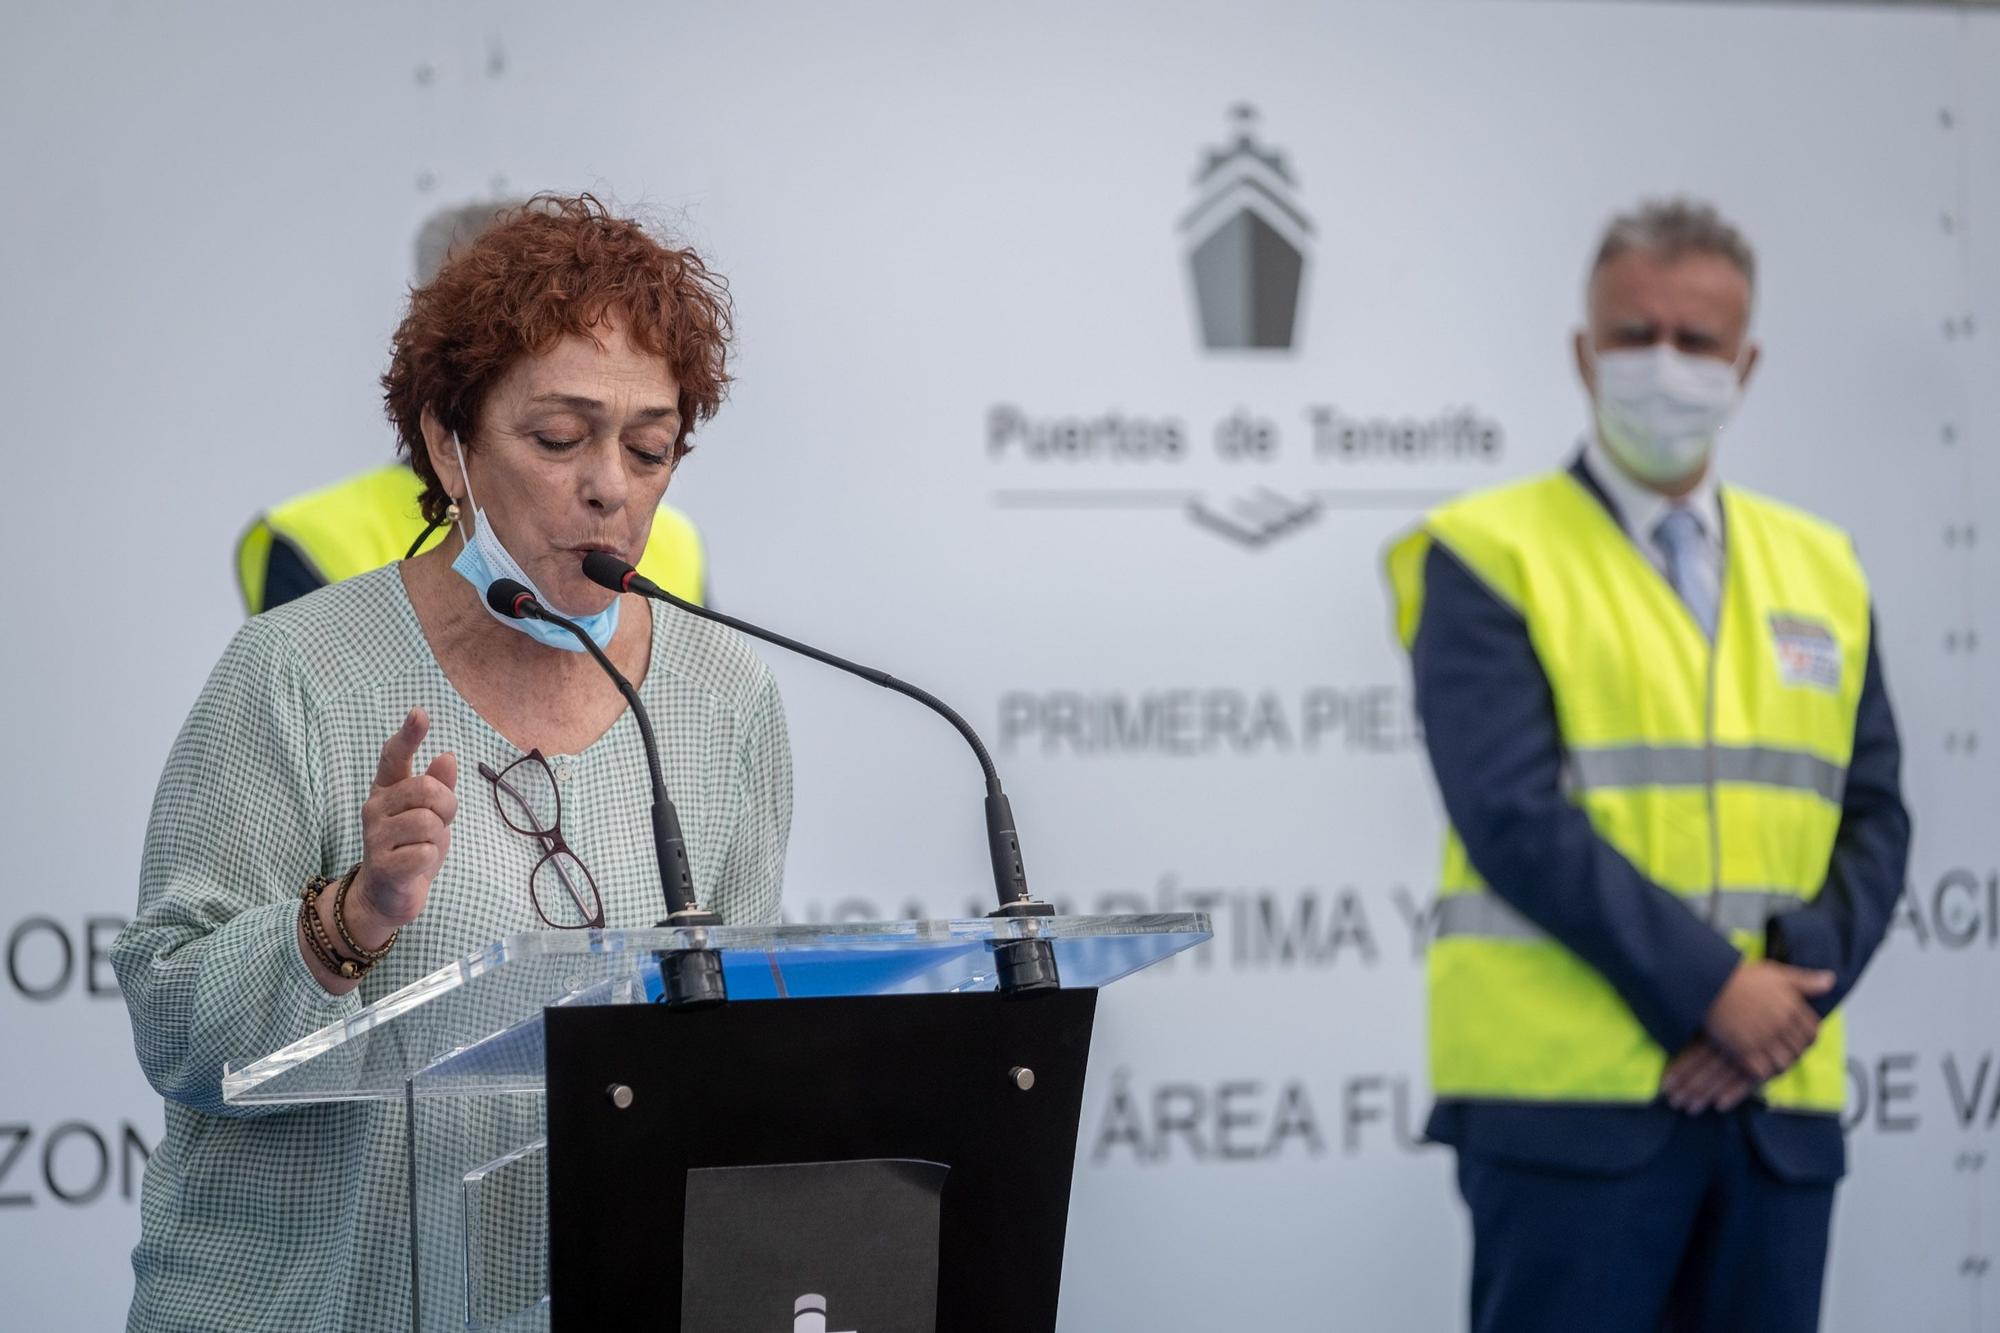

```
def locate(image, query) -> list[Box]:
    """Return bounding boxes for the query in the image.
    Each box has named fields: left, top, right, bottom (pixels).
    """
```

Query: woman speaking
left=112, top=194, right=792, bottom=1331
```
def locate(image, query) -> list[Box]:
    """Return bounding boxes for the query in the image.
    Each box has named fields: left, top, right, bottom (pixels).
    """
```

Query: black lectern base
left=545, top=989, right=1098, bottom=1333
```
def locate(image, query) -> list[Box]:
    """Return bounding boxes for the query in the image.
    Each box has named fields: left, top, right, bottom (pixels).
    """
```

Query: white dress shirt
left=1579, top=432, right=1725, bottom=631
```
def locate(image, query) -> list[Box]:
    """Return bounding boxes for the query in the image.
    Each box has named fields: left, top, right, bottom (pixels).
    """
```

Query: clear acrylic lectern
left=223, top=914, right=1210, bottom=1332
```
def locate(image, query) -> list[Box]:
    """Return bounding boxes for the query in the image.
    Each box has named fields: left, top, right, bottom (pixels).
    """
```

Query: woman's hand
left=346, top=708, right=459, bottom=946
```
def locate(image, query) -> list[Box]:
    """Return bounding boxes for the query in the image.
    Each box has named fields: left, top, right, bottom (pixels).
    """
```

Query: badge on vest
left=1769, top=614, right=1842, bottom=692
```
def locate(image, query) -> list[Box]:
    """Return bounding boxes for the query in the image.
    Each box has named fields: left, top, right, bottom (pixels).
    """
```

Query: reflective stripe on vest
left=1432, top=887, right=1809, bottom=943
left=1386, top=471, right=1869, bottom=1115
left=1570, top=743, right=1846, bottom=804
left=236, top=463, right=708, bottom=614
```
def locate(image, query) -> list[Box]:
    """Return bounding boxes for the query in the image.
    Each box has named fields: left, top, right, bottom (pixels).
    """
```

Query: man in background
left=1386, top=199, right=1908, bottom=1330
left=236, top=199, right=708, bottom=614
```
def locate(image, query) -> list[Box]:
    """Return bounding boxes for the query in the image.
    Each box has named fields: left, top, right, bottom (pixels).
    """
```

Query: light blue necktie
left=1652, top=506, right=1717, bottom=639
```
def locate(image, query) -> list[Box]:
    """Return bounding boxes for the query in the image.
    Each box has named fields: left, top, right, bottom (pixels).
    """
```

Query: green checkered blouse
left=112, top=566, right=791, bottom=1332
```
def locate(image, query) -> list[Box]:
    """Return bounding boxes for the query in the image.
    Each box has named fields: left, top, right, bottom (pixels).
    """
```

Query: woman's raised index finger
left=374, top=708, right=430, bottom=789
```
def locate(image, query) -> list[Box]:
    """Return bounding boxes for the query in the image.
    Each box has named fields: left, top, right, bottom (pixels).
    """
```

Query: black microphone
left=581, top=551, right=1058, bottom=994
left=486, top=578, right=726, bottom=1007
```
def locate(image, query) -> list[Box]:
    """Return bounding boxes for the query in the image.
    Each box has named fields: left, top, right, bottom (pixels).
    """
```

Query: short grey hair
left=1592, top=198, right=1756, bottom=290
left=412, top=197, right=531, bottom=284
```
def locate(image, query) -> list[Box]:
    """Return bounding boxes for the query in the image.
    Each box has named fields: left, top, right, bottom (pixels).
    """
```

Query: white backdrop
left=1, top=1, right=1996, bottom=1328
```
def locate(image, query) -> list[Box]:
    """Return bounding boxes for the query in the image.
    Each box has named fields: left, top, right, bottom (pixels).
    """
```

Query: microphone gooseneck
left=486, top=578, right=726, bottom=1007
left=580, top=552, right=1058, bottom=994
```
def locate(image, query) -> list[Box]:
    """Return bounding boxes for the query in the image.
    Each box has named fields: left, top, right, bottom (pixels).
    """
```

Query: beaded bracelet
left=331, top=865, right=398, bottom=963
left=300, top=865, right=394, bottom=981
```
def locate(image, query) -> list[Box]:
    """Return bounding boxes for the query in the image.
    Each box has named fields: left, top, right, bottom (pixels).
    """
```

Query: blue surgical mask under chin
left=448, top=435, right=621, bottom=654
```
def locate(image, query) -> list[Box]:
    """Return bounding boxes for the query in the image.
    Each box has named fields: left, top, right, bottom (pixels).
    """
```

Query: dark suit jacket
left=1413, top=459, right=1911, bottom=1183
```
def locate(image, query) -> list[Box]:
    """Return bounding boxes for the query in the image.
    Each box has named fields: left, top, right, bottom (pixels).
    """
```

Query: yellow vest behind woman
left=235, top=463, right=708, bottom=615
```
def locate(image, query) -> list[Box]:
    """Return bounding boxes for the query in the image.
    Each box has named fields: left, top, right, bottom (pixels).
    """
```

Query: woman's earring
left=445, top=500, right=461, bottom=524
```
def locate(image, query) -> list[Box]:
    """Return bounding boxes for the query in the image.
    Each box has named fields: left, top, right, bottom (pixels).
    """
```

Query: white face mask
left=1587, top=341, right=1747, bottom=488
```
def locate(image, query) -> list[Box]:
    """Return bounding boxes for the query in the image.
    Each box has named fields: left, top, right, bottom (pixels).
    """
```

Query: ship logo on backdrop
left=1182, top=104, right=1312, bottom=353
left=1185, top=486, right=1322, bottom=548
left=982, top=101, right=1507, bottom=550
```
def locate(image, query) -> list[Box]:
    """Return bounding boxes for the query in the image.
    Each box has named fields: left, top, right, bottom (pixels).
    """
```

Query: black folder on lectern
left=224, top=914, right=1210, bottom=1332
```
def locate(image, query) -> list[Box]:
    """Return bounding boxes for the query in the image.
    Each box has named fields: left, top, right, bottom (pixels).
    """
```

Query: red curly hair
left=381, top=193, right=734, bottom=524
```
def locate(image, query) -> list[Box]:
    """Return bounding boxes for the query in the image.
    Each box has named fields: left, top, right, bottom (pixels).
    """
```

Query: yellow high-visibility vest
left=235, top=463, right=708, bottom=615
left=1386, top=471, right=1870, bottom=1114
